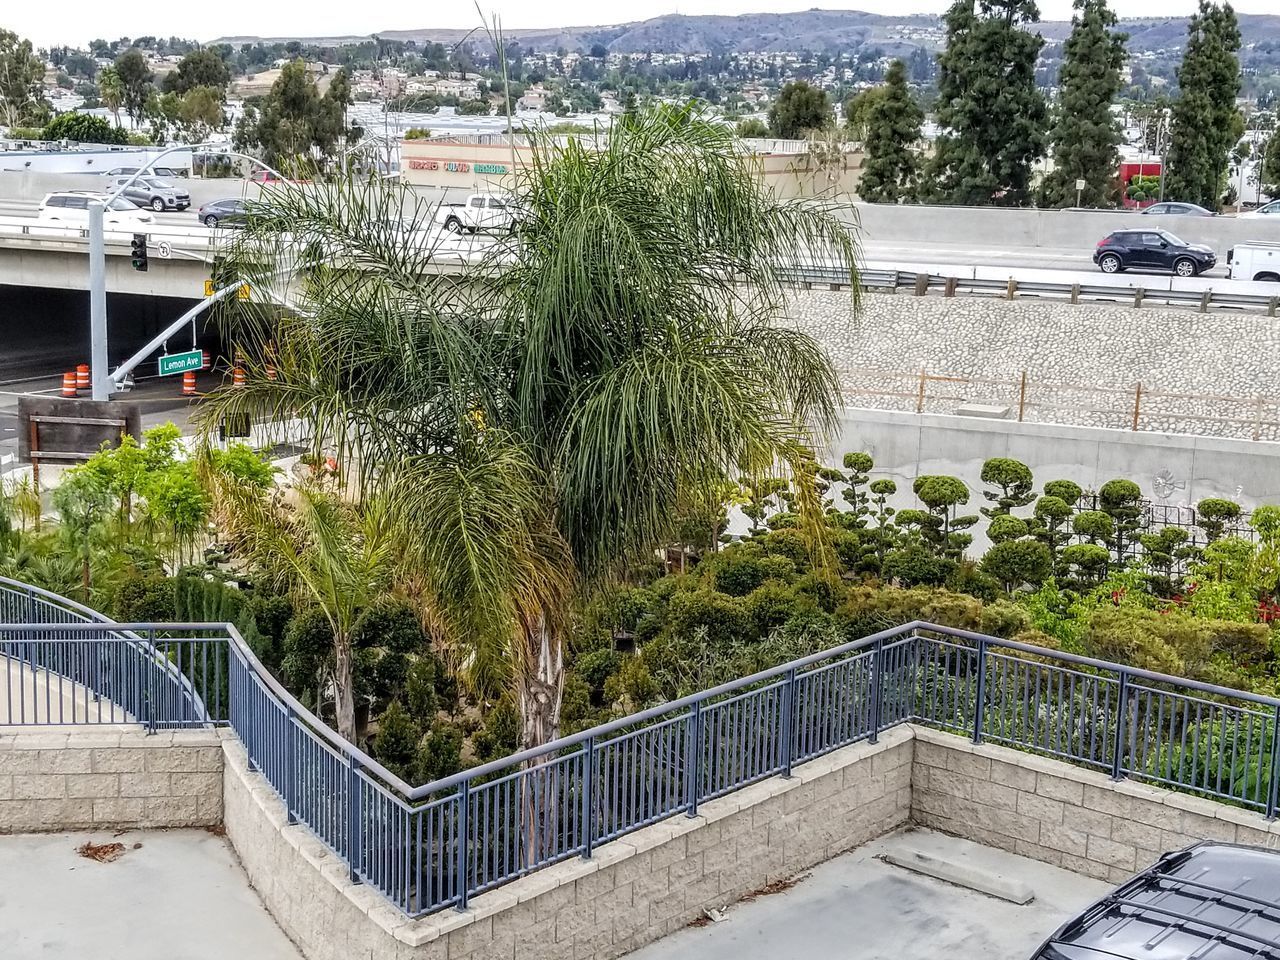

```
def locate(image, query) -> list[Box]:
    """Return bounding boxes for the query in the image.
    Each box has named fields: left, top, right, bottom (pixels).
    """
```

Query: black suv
left=1031, top=842, right=1280, bottom=960
left=1093, top=229, right=1216, bottom=277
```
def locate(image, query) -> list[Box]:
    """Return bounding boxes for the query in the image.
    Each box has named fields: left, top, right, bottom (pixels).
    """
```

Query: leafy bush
left=1198, top=498, right=1242, bottom=542
left=981, top=540, right=1053, bottom=592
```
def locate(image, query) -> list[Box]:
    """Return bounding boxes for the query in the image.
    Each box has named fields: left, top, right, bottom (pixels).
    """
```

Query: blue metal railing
left=4, top=576, right=1280, bottom=917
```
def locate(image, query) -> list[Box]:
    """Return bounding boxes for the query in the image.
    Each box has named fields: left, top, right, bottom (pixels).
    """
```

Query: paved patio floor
left=626, top=828, right=1111, bottom=960
left=0, top=829, right=302, bottom=960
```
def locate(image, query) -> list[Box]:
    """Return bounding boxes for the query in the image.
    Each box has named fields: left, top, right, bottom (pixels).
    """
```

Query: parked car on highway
left=37, top=191, right=154, bottom=227
left=109, top=176, right=190, bottom=212
left=1029, top=842, right=1280, bottom=960
left=435, top=193, right=518, bottom=234
left=1141, top=201, right=1217, bottom=217
left=198, top=198, right=248, bottom=228
left=1227, top=242, right=1280, bottom=282
left=1240, top=199, right=1280, bottom=219
left=1093, top=229, right=1216, bottom=277
left=103, top=166, right=187, bottom=179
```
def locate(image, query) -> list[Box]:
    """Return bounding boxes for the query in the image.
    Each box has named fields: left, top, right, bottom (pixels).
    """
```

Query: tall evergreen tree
left=1165, top=1, right=1243, bottom=209
left=924, top=0, right=1048, bottom=206
left=1041, top=0, right=1128, bottom=207
left=858, top=61, right=924, bottom=204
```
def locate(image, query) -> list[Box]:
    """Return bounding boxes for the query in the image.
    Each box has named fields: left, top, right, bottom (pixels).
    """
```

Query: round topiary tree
left=1061, top=543, right=1110, bottom=588
left=988, top=514, right=1029, bottom=544
left=1043, top=479, right=1084, bottom=506
left=980, top=540, right=1053, bottom=592
left=1099, top=478, right=1143, bottom=564
left=1073, top=509, right=1114, bottom=546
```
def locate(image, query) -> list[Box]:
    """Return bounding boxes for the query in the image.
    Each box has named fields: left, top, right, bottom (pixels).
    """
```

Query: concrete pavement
left=625, top=829, right=1110, bottom=960
left=0, top=829, right=303, bottom=960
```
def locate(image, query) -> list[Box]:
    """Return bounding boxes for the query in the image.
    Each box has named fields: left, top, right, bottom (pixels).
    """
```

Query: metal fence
left=4, top=576, right=1280, bottom=918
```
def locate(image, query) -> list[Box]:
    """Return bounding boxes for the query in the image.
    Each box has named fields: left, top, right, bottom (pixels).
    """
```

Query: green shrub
left=1073, top=510, right=1114, bottom=545
left=987, top=515, right=1029, bottom=544
left=372, top=700, right=420, bottom=780
left=979, top=458, right=1036, bottom=517
left=575, top=649, right=622, bottom=691
left=1043, top=479, right=1083, bottom=504
left=405, top=657, right=439, bottom=723
left=946, top=562, right=1000, bottom=602
left=667, top=589, right=751, bottom=647
left=352, top=599, right=425, bottom=652
left=1197, top=498, right=1242, bottom=542
left=882, top=544, right=954, bottom=587
left=413, top=724, right=463, bottom=784
left=981, top=540, right=1053, bottom=592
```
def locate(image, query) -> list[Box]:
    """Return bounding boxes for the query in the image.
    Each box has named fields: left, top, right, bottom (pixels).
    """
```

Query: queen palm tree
left=200, top=104, right=860, bottom=759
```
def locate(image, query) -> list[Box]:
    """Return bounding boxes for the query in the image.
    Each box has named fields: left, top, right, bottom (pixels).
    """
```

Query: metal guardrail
left=6, top=576, right=1280, bottom=918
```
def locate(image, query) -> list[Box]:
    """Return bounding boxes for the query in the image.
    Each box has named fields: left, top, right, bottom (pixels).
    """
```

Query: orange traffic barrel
left=75, top=364, right=90, bottom=390
left=61, top=372, right=77, bottom=397
left=201, top=350, right=211, bottom=370
left=182, top=371, right=197, bottom=396
left=232, top=366, right=246, bottom=388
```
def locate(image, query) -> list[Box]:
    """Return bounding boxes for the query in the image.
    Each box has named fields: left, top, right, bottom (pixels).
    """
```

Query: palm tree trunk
left=518, top=611, right=564, bottom=866
left=334, top=637, right=357, bottom=743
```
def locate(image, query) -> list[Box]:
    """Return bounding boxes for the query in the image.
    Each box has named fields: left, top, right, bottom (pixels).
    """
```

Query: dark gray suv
left=1032, top=842, right=1280, bottom=960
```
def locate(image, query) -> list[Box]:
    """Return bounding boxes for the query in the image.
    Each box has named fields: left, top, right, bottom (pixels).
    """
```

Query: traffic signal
left=130, top=233, right=148, bottom=272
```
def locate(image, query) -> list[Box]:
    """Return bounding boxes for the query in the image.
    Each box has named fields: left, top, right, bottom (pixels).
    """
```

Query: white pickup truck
left=1226, top=242, right=1280, bottom=283
left=435, top=193, right=517, bottom=234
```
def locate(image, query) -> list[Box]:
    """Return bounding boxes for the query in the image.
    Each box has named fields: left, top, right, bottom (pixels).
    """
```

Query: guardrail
left=838, top=365, right=1280, bottom=442
left=6, top=575, right=1280, bottom=918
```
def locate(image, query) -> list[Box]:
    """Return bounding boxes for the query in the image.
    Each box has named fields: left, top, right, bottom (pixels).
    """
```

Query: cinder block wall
left=222, top=725, right=914, bottom=960
left=911, top=726, right=1280, bottom=884
left=0, top=728, right=223, bottom=832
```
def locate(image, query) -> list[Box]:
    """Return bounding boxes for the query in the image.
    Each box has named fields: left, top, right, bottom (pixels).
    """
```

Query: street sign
left=158, top=349, right=204, bottom=377
left=157, top=240, right=172, bottom=259
left=204, top=279, right=215, bottom=297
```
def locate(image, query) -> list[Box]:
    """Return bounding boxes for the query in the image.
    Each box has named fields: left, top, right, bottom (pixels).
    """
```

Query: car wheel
left=1173, top=257, right=1197, bottom=278
left=1256, top=273, right=1280, bottom=283
left=444, top=216, right=463, bottom=234
left=151, top=198, right=166, bottom=212
left=203, top=215, right=219, bottom=227
left=1099, top=253, right=1122, bottom=274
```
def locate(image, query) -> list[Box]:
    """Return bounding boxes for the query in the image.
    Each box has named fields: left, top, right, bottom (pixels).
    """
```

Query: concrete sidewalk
left=0, top=829, right=302, bottom=960
left=625, top=828, right=1110, bottom=960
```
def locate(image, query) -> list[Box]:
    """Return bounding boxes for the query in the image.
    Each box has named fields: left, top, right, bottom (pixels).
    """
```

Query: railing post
left=348, top=754, right=363, bottom=886
left=869, top=635, right=885, bottom=744
left=685, top=699, right=703, bottom=818
left=145, top=628, right=157, bottom=735
left=780, top=667, right=797, bottom=778
left=284, top=704, right=297, bottom=825
left=581, top=737, right=595, bottom=859
left=971, top=636, right=988, bottom=745
left=1267, top=705, right=1280, bottom=821
left=455, top=779, right=470, bottom=911
left=1110, top=670, right=1130, bottom=781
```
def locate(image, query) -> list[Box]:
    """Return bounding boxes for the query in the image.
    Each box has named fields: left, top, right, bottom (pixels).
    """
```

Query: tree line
left=758, top=0, right=1263, bottom=209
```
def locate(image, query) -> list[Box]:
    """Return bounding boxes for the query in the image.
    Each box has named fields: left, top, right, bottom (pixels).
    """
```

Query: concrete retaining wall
left=911, top=726, right=1280, bottom=885
left=221, top=726, right=913, bottom=960
left=0, top=728, right=223, bottom=832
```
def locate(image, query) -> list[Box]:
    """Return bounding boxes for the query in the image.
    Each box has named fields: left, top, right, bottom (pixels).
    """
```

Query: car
left=103, top=166, right=187, bottom=179
left=1239, top=199, right=1280, bottom=219
left=109, top=175, right=190, bottom=212
left=1141, top=201, right=1217, bottom=217
left=198, top=198, right=248, bottom=228
left=248, top=169, right=309, bottom=186
left=1093, top=229, right=1216, bottom=277
left=1227, top=242, right=1280, bottom=282
left=37, top=191, right=154, bottom=227
left=1030, top=841, right=1280, bottom=960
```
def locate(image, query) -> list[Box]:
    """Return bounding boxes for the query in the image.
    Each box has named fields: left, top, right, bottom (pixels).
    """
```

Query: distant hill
left=215, top=10, right=1280, bottom=56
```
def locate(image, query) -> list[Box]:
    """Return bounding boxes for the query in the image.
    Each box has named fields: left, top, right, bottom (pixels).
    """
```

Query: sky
left=7, top=0, right=1276, bottom=49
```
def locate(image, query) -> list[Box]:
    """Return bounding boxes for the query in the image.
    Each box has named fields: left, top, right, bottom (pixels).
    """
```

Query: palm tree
left=98, top=67, right=124, bottom=128
left=200, top=104, right=859, bottom=757
left=206, top=470, right=394, bottom=742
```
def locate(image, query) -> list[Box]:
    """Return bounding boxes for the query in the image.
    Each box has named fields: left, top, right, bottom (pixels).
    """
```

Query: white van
left=1226, top=242, right=1280, bottom=282
left=37, top=192, right=154, bottom=228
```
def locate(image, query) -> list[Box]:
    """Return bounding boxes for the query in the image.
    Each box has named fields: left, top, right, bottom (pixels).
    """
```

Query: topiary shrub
left=1061, top=543, right=1110, bottom=588
left=1043, top=479, right=1083, bottom=505
left=1073, top=510, right=1114, bottom=545
left=372, top=700, right=420, bottom=780
left=980, top=540, right=1053, bottom=592
left=1197, top=497, right=1242, bottom=543
left=404, top=657, right=439, bottom=724
left=352, top=599, right=426, bottom=652
left=988, top=514, right=1029, bottom=544
left=413, top=723, right=463, bottom=784
left=667, top=589, right=752, bottom=647
left=980, top=458, right=1036, bottom=517
left=946, top=562, right=1000, bottom=602
left=882, top=544, right=955, bottom=587
left=744, top=582, right=807, bottom=637
left=1099, top=479, right=1143, bottom=563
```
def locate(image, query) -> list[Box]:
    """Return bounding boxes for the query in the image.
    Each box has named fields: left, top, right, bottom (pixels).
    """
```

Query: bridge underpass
left=0, top=284, right=221, bottom=383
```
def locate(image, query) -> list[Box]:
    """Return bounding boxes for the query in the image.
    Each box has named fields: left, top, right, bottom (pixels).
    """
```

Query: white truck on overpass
left=1227, top=242, right=1280, bottom=283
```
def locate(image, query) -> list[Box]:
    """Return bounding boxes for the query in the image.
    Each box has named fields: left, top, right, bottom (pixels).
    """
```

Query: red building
left=1119, top=160, right=1162, bottom=209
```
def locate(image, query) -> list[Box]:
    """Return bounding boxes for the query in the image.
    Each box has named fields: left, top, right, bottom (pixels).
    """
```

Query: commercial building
left=399, top=132, right=867, bottom=199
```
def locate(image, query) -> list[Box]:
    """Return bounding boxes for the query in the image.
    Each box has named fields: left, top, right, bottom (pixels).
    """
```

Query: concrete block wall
left=222, top=725, right=913, bottom=960
left=0, top=728, right=223, bottom=832
left=911, top=726, right=1280, bottom=885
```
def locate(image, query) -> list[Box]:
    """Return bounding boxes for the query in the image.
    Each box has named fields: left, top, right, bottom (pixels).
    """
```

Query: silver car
left=110, top=176, right=191, bottom=212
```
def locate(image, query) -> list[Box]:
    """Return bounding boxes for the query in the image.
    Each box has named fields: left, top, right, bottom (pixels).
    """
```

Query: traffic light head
left=130, top=233, right=148, bottom=272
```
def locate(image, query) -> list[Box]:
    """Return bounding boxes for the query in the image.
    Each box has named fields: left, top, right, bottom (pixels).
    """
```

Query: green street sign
left=158, top=349, right=203, bottom=377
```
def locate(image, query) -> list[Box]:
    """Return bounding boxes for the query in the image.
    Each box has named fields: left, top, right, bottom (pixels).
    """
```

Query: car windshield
left=146, top=178, right=174, bottom=189
left=1157, top=230, right=1186, bottom=246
